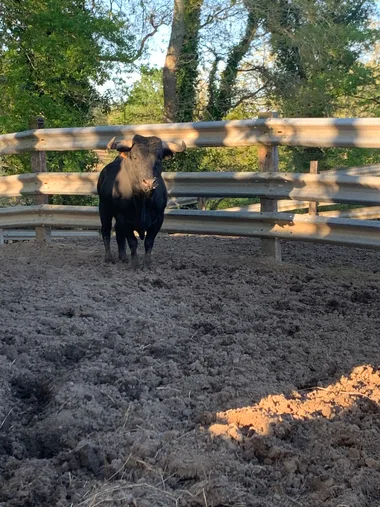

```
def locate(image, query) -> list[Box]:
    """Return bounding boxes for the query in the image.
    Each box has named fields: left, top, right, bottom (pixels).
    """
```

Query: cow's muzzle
left=141, top=178, right=158, bottom=193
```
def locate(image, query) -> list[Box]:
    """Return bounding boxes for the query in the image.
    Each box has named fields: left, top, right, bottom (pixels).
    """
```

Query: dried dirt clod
left=195, top=411, right=216, bottom=426
left=74, top=442, right=106, bottom=476
left=166, top=454, right=209, bottom=480
left=267, top=445, right=286, bottom=460
left=273, top=421, right=292, bottom=439
left=321, top=404, right=333, bottom=418
left=347, top=448, right=361, bottom=461
left=365, top=457, right=379, bottom=469
left=350, top=473, right=363, bottom=489
left=209, top=423, right=230, bottom=439
left=242, top=436, right=269, bottom=461
left=282, top=457, right=299, bottom=474
left=208, top=422, right=243, bottom=442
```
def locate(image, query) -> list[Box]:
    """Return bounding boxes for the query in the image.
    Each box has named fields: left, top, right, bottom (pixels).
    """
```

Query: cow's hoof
left=119, top=253, right=128, bottom=262
left=143, top=254, right=152, bottom=271
left=131, top=255, right=139, bottom=270
left=105, top=255, right=114, bottom=263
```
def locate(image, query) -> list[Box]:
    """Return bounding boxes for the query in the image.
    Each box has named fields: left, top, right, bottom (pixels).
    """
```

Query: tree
left=175, top=0, right=203, bottom=122
left=0, top=0, right=138, bottom=173
left=203, top=3, right=260, bottom=120
left=260, top=0, right=379, bottom=170
left=163, top=0, right=185, bottom=122
left=264, top=0, right=378, bottom=117
left=163, top=0, right=266, bottom=122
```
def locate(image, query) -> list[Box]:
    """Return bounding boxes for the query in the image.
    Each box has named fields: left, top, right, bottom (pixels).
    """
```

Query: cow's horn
left=106, top=137, right=134, bottom=151
left=117, top=139, right=134, bottom=149
left=162, top=140, right=186, bottom=152
left=106, top=137, right=117, bottom=150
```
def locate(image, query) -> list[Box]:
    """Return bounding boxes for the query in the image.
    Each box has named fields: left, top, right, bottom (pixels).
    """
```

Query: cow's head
left=107, top=134, right=186, bottom=193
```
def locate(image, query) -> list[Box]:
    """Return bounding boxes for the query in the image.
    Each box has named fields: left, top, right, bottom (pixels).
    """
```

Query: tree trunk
left=204, top=9, right=258, bottom=121
left=176, top=0, right=203, bottom=123
left=163, top=0, right=185, bottom=123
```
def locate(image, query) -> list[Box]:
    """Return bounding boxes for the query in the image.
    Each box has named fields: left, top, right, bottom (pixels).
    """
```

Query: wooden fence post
left=198, top=197, right=207, bottom=210
left=309, top=160, right=318, bottom=216
left=29, top=116, right=51, bottom=243
left=258, top=111, right=281, bottom=261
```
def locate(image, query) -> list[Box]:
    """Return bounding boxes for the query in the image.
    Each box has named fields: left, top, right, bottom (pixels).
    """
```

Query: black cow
left=97, top=134, right=185, bottom=268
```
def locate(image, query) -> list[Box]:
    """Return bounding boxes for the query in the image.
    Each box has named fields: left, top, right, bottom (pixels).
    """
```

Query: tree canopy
left=0, top=0, right=379, bottom=176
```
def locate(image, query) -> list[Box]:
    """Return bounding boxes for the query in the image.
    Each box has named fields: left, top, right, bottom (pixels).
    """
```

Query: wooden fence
left=1, top=115, right=380, bottom=260
left=1, top=171, right=380, bottom=251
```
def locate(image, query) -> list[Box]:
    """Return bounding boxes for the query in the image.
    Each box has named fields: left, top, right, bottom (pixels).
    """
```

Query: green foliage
left=108, top=67, right=164, bottom=125
left=50, top=194, right=99, bottom=206
left=199, top=146, right=259, bottom=171
left=1, top=0, right=379, bottom=183
left=207, top=197, right=259, bottom=210
left=164, top=150, right=204, bottom=173
left=163, top=146, right=259, bottom=173
left=258, top=0, right=380, bottom=171
left=264, top=0, right=378, bottom=117
left=0, top=0, right=135, bottom=174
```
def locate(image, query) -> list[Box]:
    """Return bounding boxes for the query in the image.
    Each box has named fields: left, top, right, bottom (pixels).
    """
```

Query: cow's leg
left=115, top=219, right=127, bottom=262
left=143, top=215, right=164, bottom=270
left=126, top=228, right=139, bottom=269
left=99, top=200, right=113, bottom=263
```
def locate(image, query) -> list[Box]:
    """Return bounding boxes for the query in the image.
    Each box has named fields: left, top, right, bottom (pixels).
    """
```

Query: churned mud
left=0, top=234, right=379, bottom=506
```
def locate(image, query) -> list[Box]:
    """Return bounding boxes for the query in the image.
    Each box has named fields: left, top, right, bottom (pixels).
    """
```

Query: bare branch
left=232, top=83, right=269, bottom=108
left=348, top=94, right=380, bottom=105
left=237, top=65, right=268, bottom=73
left=199, top=6, right=236, bottom=30
left=133, top=13, right=163, bottom=61
left=100, top=13, right=164, bottom=64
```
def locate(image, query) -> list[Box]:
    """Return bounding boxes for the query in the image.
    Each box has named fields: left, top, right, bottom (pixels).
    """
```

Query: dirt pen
left=0, top=234, right=380, bottom=507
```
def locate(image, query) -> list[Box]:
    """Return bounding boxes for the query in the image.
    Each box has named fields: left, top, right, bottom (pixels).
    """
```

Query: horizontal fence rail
left=222, top=164, right=380, bottom=213
left=1, top=205, right=380, bottom=249
left=163, top=173, right=380, bottom=205
left=1, top=230, right=99, bottom=241
left=1, top=172, right=380, bottom=205
left=2, top=118, right=380, bottom=155
left=326, top=164, right=380, bottom=176
left=225, top=203, right=380, bottom=219
left=3, top=204, right=378, bottom=243
left=320, top=206, right=380, bottom=219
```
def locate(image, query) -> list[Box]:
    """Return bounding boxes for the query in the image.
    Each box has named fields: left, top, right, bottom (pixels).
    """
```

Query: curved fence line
left=0, top=205, right=379, bottom=249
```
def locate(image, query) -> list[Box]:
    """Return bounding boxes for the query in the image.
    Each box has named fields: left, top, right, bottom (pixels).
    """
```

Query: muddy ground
left=0, top=234, right=380, bottom=507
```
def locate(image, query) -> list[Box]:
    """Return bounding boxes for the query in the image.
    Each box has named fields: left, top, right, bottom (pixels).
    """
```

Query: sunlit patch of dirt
left=208, top=365, right=380, bottom=507
left=211, top=365, right=380, bottom=437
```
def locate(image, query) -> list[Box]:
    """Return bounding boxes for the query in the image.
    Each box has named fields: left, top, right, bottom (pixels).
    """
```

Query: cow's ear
left=162, top=149, right=174, bottom=160
left=116, top=146, right=132, bottom=153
